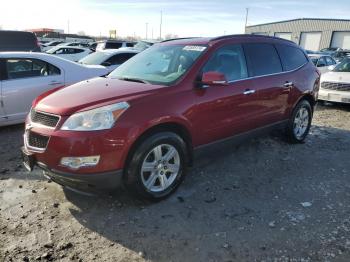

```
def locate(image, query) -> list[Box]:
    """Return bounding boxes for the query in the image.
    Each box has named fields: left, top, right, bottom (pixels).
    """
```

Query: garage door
left=299, top=32, right=322, bottom=51
left=331, top=32, right=350, bottom=49
left=275, top=32, right=292, bottom=41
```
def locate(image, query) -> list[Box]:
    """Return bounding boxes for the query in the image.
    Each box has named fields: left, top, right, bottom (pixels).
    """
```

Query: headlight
left=61, top=102, right=129, bottom=131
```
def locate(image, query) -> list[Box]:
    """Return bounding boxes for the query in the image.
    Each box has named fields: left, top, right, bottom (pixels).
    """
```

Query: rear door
left=243, top=42, right=290, bottom=126
left=2, top=58, right=64, bottom=121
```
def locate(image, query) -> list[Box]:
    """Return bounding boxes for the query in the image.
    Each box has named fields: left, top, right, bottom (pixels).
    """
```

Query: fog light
left=60, top=156, right=100, bottom=169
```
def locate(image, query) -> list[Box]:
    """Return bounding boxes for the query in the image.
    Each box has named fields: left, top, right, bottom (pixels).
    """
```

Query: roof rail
left=210, top=34, right=295, bottom=44
left=161, top=37, right=199, bottom=43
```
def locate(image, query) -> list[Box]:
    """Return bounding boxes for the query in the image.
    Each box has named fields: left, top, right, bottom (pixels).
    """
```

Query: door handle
left=284, top=81, right=293, bottom=88
left=243, top=89, right=256, bottom=95
left=49, top=81, right=62, bottom=86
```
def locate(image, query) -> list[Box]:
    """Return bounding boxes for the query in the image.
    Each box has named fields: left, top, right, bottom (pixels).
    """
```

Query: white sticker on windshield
left=183, top=45, right=206, bottom=52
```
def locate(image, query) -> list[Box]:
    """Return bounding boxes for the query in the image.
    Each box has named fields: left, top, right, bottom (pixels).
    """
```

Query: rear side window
left=325, top=56, right=336, bottom=65
left=73, top=49, right=84, bottom=54
left=126, top=43, right=134, bottom=47
left=105, top=42, right=123, bottom=49
left=5, top=58, right=61, bottom=80
left=243, top=43, right=282, bottom=77
left=275, top=44, right=308, bottom=71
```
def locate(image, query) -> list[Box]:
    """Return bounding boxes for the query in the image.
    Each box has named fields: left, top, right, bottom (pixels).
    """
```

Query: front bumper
left=37, top=162, right=124, bottom=192
left=318, top=88, right=350, bottom=103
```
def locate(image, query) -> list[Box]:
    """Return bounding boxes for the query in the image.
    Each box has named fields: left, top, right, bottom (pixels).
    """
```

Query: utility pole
left=67, top=19, right=70, bottom=34
left=244, top=8, right=249, bottom=33
left=145, top=22, right=148, bottom=39
left=159, top=10, right=163, bottom=40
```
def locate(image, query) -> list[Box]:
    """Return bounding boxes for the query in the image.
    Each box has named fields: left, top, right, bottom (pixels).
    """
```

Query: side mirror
left=101, top=61, right=112, bottom=67
left=328, top=65, right=336, bottom=71
left=201, top=71, right=228, bottom=87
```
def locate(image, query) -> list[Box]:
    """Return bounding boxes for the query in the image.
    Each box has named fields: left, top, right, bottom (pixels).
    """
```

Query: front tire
left=286, top=99, right=313, bottom=143
left=124, top=132, right=188, bottom=201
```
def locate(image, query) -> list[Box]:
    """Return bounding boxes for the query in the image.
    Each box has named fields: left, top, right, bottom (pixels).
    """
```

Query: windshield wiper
left=118, top=77, right=148, bottom=84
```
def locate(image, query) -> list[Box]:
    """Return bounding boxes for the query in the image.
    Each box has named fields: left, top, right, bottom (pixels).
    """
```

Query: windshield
left=79, top=52, right=110, bottom=65
left=333, top=58, right=350, bottom=72
left=108, top=44, right=207, bottom=85
left=133, top=41, right=153, bottom=50
left=46, top=47, right=58, bottom=54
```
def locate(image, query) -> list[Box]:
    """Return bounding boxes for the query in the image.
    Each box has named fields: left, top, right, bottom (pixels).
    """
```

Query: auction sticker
left=183, top=46, right=207, bottom=52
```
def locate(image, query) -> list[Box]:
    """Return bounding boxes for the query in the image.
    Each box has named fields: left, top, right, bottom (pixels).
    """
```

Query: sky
left=1, top=0, right=350, bottom=38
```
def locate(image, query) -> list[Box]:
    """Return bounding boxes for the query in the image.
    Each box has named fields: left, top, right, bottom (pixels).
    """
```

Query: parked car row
left=0, top=52, right=109, bottom=126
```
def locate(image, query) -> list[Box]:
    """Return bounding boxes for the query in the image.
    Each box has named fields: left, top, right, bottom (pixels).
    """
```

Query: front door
left=192, top=44, right=262, bottom=146
left=2, top=58, right=64, bottom=121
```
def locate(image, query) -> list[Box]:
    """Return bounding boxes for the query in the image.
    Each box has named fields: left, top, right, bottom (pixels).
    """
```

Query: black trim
left=194, top=120, right=288, bottom=157
left=37, top=162, right=123, bottom=192
left=0, top=58, right=5, bottom=80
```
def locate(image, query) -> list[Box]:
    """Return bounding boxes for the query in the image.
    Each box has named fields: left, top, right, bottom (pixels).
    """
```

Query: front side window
left=244, top=43, right=282, bottom=77
left=109, top=44, right=206, bottom=85
left=325, top=56, right=336, bottom=65
left=202, top=44, right=248, bottom=81
left=6, top=58, right=60, bottom=79
left=317, top=57, right=326, bottom=67
left=275, top=44, right=308, bottom=71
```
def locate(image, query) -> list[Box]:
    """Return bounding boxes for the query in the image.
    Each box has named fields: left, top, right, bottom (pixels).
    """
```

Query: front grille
left=28, top=132, right=49, bottom=149
left=321, top=82, right=350, bottom=91
left=31, top=110, right=60, bottom=128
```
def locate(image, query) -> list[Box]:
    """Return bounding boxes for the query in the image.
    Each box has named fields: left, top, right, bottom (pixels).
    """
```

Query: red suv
left=22, top=35, right=320, bottom=200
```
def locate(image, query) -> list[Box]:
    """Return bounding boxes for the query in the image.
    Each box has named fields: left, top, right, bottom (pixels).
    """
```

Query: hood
left=35, top=77, right=165, bottom=115
left=321, top=71, right=350, bottom=83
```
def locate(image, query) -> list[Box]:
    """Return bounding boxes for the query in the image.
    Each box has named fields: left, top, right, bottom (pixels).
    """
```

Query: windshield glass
left=79, top=52, right=110, bottom=65
left=133, top=41, right=152, bottom=50
left=46, top=47, right=58, bottom=54
left=108, top=44, right=207, bottom=85
left=333, top=58, right=350, bottom=72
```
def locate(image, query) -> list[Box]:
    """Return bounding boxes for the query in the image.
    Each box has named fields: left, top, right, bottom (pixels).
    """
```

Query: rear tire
left=124, top=132, right=188, bottom=201
left=286, top=100, right=312, bottom=144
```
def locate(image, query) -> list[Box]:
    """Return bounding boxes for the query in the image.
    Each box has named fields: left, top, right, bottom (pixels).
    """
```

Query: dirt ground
left=1, top=102, right=350, bottom=262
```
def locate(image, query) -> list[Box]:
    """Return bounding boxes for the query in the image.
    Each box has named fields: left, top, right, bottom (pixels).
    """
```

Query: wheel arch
left=124, top=122, right=194, bottom=171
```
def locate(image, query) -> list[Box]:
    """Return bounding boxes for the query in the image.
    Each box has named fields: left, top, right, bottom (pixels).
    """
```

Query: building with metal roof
left=245, top=18, right=350, bottom=51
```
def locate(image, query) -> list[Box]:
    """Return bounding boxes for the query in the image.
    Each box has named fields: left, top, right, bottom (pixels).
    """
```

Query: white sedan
left=319, top=58, right=350, bottom=104
left=0, top=52, right=109, bottom=126
left=46, top=46, right=92, bottom=62
left=79, top=49, right=139, bottom=73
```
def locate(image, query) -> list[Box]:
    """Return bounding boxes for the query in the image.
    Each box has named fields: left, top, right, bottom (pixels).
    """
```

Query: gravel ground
left=1, top=102, right=350, bottom=262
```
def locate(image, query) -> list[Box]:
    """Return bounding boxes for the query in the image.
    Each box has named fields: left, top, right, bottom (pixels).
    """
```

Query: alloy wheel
left=293, top=106, right=310, bottom=139
left=141, top=144, right=180, bottom=192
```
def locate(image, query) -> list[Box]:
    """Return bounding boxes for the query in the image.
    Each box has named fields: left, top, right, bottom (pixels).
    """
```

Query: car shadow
left=64, top=124, right=350, bottom=261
